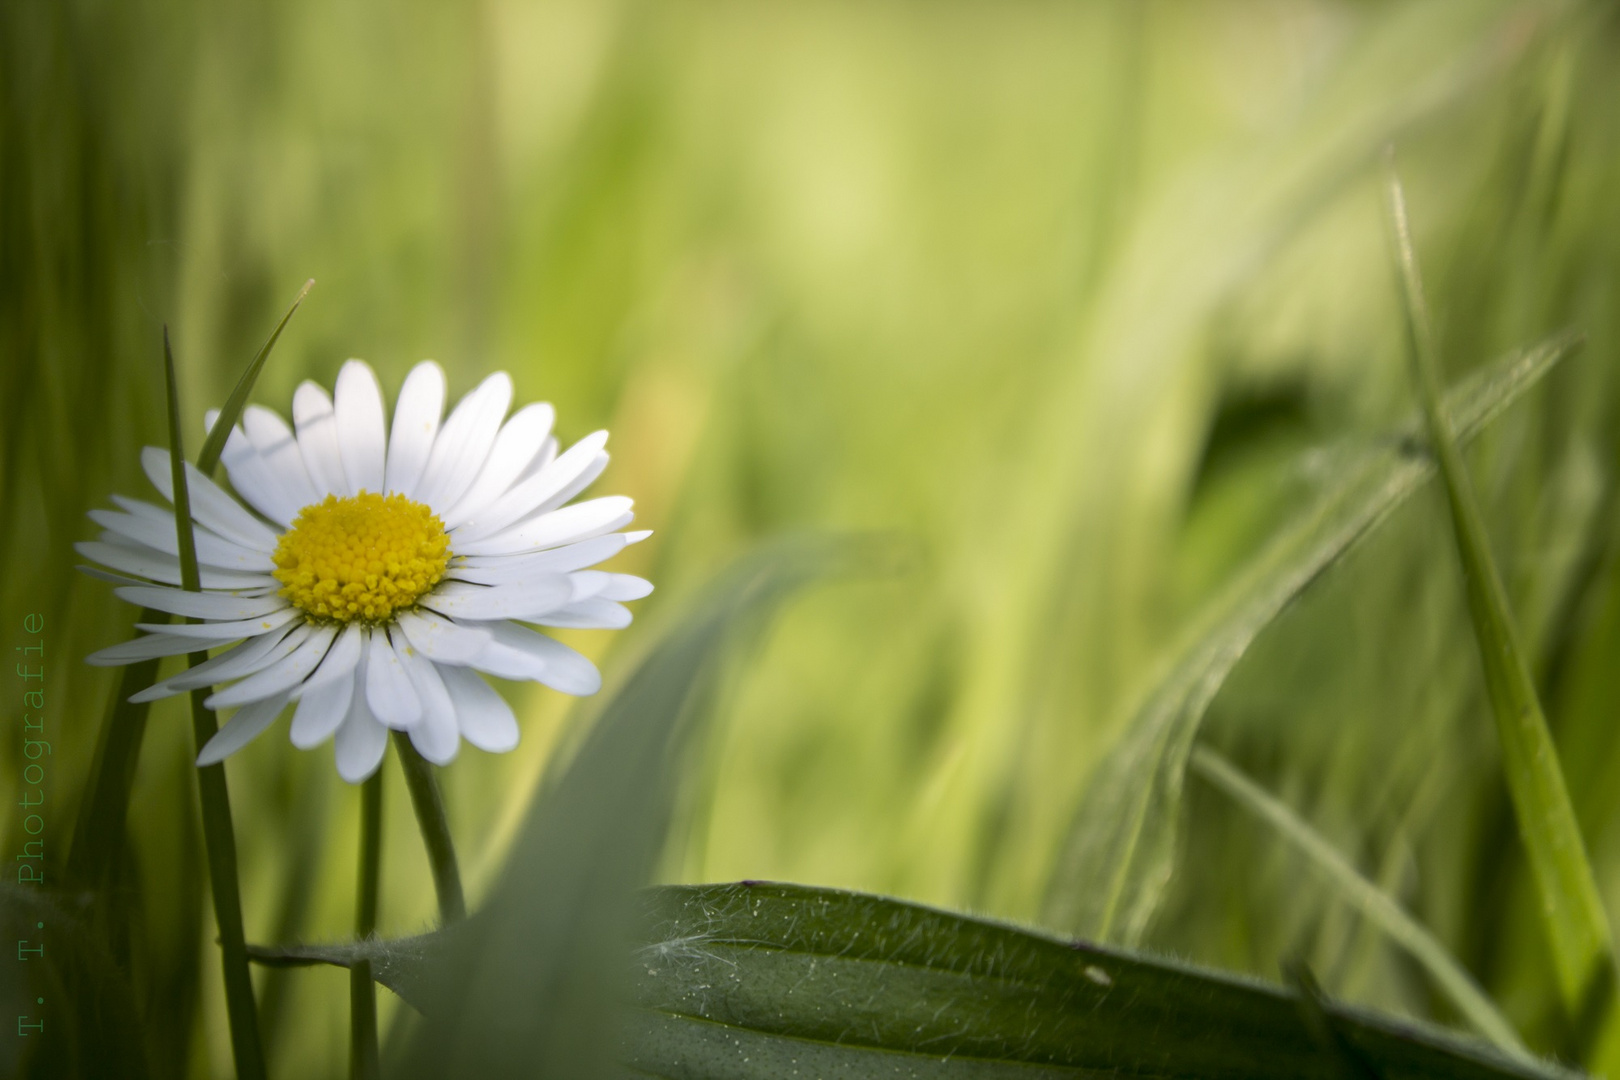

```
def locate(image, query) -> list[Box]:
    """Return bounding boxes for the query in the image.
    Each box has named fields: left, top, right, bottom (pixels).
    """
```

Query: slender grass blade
left=1386, top=165, right=1614, bottom=1022
left=195, top=278, right=312, bottom=476
left=164, top=329, right=268, bottom=1080
left=1191, top=746, right=1528, bottom=1059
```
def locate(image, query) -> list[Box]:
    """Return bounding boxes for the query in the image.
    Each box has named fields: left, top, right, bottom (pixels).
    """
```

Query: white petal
left=470, top=620, right=601, bottom=695
left=243, top=405, right=320, bottom=509
left=393, top=609, right=492, bottom=665
left=514, top=435, right=559, bottom=485
left=451, top=431, right=608, bottom=541
left=439, top=664, right=518, bottom=753
left=566, top=571, right=653, bottom=602
left=140, top=448, right=279, bottom=552
left=386, top=362, right=446, bottom=498
left=420, top=576, right=573, bottom=622
left=334, top=650, right=388, bottom=783
left=132, top=624, right=309, bottom=703
left=136, top=606, right=302, bottom=639
left=334, top=360, right=388, bottom=494
left=450, top=531, right=649, bottom=582
left=205, top=625, right=338, bottom=709
left=452, top=497, right=635, bottom=558
left=440, top=403, right=556, bottom=529
left=114, top=586, right=287, bottom=621
left=292, top=382, right=351, bottom=498
left=94, top=502, right=275, bottom=572
left=76, top=541, right=275, bottom=591
left=395, top=637, right=459, bottom=765
left=364, top=626, right=421, bottom=729
left=88, top=631, right=236, bottom=666
left=290, top=668, right=355, bottom=748
left=532, top=598, right=633, bottom=630
left=414, top=372, right=512, bottom=513
left=77, top=564, right=151, bottom=589
left=295, top=622, right=365, bottom=697
left=196, top=692, right=291, bottom=766
left=219, top=423, right=303, bottom=526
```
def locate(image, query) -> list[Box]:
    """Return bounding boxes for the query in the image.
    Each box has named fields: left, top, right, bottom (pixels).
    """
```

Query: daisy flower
left=80, top=360, right=651, bottom=782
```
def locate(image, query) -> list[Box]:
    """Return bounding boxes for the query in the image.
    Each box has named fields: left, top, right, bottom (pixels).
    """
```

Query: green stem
left=166, top=329, right=266, bottom=1080
left=393, top=732, right=466, bottom=923
left=351, top=768, right=384, bottom=1080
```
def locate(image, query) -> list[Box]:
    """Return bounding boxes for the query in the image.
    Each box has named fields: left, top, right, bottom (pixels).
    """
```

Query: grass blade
left=1190, top=746, right=1528, bottom=1059
left=1386, top=165, right=1614, bottom=1020
left=195, top=278, right=312, bottom=475
left=1044, top=330, right=1582, bottom=943
left=165, top=328, right=268, bottom=1080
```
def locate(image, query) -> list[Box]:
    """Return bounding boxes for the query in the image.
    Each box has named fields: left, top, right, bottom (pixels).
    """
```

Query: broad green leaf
left=1386, top=171, right=1613, bottom=1023
left=1043, top=330, right=1581, bottom=944
left=195, top=278, right=312, bottom=476
left=249, top=881, right=1575, bottom=1080
left=1190, top=746, right=1528, bottom=1059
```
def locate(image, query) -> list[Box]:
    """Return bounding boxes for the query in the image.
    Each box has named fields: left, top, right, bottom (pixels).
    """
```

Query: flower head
left=81, top=360, right=651, bottom=782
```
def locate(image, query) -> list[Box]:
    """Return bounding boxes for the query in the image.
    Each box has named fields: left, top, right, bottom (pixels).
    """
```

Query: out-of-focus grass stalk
left=165, top=328, right=268, bottom=1080
left=351, top=768, right=384, bottom=1080
left=65, top=647, right=164, bottom=897
left=1386, top=163, right=1616, bottom=1031
left=394, top=731, right=466, bottom=923
left=1190, top=746, right=1529, bottom=1059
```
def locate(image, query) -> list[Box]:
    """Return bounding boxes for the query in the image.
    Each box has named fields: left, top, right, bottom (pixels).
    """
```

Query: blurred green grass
left=7, top=0, right=1620, bottom=1072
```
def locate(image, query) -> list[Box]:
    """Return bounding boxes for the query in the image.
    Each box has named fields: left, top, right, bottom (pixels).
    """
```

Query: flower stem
left=392, top=732, right=466, bottom=923
left=350, top=767, right=384, bottom=1080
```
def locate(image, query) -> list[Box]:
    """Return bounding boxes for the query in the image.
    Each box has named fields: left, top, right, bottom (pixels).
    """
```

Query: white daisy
left=80, top=360, right=652, bottom=783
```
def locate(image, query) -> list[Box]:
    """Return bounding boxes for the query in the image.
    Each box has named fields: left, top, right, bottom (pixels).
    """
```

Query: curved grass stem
left=393, top=732, right=467, bottom=923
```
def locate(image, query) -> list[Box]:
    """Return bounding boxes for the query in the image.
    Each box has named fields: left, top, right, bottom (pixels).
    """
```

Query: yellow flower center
left=272, top=492, right=450, bottom=623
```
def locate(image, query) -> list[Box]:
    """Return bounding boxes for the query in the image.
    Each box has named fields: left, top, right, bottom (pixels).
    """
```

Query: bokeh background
left=7, top=0, right=1620, bottom=1073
